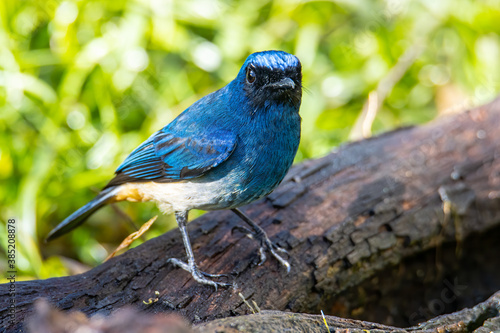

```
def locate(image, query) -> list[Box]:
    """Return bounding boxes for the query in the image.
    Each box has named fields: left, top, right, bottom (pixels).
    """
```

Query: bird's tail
left=45, top=186, right=120, bottom=242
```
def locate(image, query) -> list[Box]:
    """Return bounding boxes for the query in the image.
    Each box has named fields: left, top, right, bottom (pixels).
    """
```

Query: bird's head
left=236, top=50, right=302, bottom=110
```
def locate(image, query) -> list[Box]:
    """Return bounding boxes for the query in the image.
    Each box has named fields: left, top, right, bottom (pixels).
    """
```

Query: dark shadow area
left=326, top=225, right=500, bottom=327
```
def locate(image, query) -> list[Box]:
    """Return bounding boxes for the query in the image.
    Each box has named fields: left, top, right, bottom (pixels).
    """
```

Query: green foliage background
left=1, top=0, right=499, bottom=281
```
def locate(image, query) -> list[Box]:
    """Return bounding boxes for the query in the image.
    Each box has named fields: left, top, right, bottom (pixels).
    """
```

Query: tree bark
left=1, top=98, right=500, bottom=333
left=195, top=289, right=500, bottom=332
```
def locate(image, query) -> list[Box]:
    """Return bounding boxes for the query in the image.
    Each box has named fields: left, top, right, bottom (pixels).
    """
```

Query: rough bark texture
left=1, top=98, right=500, bottom=333
left=195, top=289, right=500, bottom=333
left=18, top=291, right=500, bottom=333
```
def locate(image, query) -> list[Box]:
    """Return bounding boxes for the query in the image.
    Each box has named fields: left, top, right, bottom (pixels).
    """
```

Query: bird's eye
left=246, top=68, right=256, bottom=84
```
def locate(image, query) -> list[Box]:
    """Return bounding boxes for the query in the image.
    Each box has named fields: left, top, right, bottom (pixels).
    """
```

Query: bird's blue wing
left=106, top=128, right=237, bottom=187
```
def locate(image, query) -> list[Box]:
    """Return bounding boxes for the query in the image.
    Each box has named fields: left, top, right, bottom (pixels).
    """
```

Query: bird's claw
left=231, top=225, right=254, bottom=239
left=274, top=245, right=289, bottom=255
left=167, top=258, right=231, bottom=290
left=258, top=238, right=291, bottom=273
left=231, top=209, right=291, bottom=273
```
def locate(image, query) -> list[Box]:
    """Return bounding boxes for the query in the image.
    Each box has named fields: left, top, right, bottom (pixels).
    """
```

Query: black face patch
left=243, top=64, right=302, bottom=108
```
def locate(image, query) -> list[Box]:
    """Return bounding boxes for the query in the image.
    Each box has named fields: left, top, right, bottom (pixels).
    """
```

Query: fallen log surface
left=195, top=289, right=500, bottom=333
left=1, top=98, right=500, bottom=332
left=19, top=290, right=500, bottom=333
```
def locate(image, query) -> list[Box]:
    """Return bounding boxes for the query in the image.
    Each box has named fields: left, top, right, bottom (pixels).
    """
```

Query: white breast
left=118, top=178, right=238, bottom=214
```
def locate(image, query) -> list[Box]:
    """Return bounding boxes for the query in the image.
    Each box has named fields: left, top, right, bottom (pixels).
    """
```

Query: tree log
left=1, top=98, right=500, bottom=332
left=17, top=290, right=500, bottom=332
left=195, top=288, right=500, bottom=332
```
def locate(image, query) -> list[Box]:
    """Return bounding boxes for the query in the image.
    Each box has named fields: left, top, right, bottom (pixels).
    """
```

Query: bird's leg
left=167, top=211, right=230, bottom=289
left=231, top=208, right=290, bottom=272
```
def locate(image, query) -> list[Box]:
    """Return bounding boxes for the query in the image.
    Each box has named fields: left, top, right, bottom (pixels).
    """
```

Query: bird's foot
left=232, top=226, right=290, bottom=273
left=167, top=258, right=231, bottom=289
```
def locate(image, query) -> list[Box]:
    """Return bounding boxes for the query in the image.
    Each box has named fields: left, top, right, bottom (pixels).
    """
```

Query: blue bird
left=46, top=50, right=302, bottom=287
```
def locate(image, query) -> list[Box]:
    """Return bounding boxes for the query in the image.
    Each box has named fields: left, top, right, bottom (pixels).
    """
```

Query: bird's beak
left=266, top=77, right=295, bottom=90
